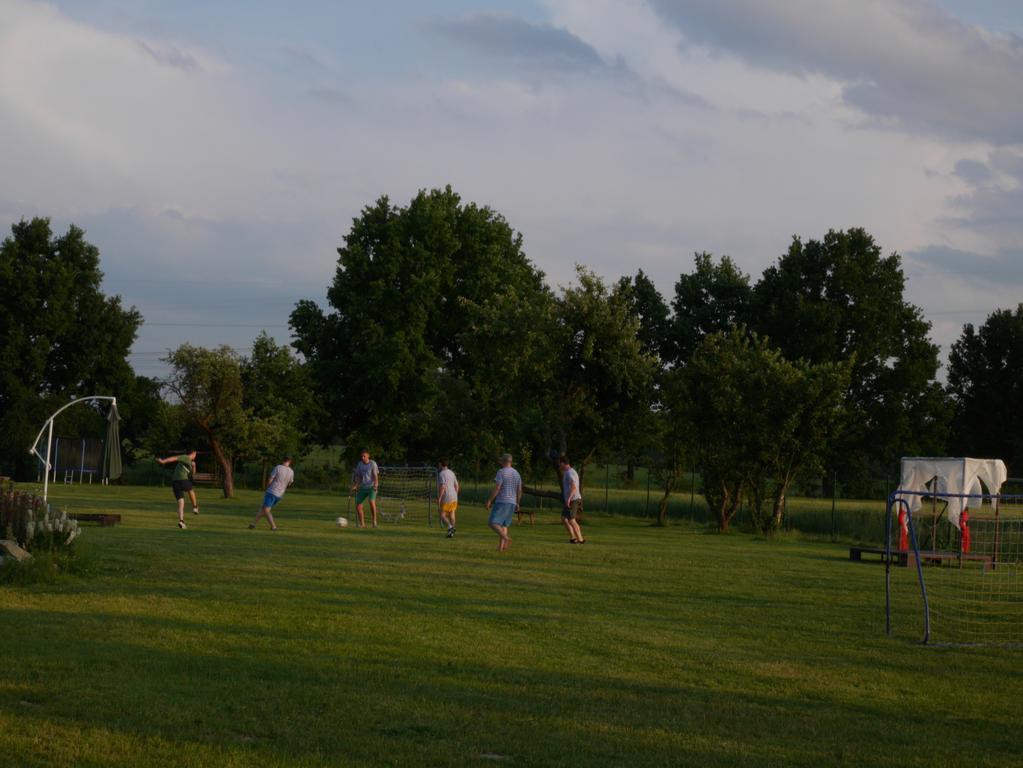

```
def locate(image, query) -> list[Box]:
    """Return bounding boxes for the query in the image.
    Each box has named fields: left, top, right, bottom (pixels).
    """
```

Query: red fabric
left=961, top=510, right=971, bottom=553
left=898, top=508, right=909, bottom=552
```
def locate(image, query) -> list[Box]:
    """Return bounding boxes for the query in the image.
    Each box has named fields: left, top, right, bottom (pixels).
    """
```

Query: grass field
left=1, top=486, right=1021, bottom=767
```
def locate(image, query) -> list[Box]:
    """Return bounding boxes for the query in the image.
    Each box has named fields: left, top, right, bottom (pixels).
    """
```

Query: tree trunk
left=209, top=438, right=234, bottom=498
left=657, top=472, right=677, bottom=526
left=771, top=487, right=788, bottom=531
left=720, top=485, right=741, bottom=531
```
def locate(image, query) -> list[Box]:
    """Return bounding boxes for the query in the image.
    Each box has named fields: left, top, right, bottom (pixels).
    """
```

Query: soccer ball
left=336, top=516, right=348, bottom=528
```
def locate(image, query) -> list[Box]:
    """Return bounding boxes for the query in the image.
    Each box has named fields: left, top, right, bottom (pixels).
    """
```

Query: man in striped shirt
left=485, top=453, right=521, bottom=552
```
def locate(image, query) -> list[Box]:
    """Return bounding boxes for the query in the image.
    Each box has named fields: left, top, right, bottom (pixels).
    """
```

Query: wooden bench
left=849, top=547, right=909, bottom=566
left=70, top=513, right=121, bottom=527
left=191, top=472, right=218, bottom=486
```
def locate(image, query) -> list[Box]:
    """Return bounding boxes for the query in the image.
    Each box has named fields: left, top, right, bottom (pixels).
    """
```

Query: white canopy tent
left=895, top=457, right=1007, bottom=529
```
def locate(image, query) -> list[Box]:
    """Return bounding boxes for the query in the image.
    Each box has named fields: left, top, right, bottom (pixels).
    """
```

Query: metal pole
left=831, top=470, right=837, bottom=542
left=689, top=468, right=696, bottom=520
left=885, top=495, right=894, bottom=636
left=906, top=505, right=931, bottom=644
left=43, top=419, right=53, bottom=505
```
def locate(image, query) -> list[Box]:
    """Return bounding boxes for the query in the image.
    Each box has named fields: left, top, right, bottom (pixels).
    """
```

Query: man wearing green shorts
left=350, top=450, right=379, bottom=528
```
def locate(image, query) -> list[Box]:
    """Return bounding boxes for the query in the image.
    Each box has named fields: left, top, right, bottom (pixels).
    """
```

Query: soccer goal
left=374, top=466, right=438, bottom=525
left=885, top=487, right=1023, bottom=646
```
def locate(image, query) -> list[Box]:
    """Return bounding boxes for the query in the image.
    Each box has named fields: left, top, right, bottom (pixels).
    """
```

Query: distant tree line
left=2, top=194, right=1021, bottom=530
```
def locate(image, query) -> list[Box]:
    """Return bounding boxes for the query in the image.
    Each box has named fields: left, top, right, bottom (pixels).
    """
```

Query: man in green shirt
left=157, top=450, right=199, bottom=529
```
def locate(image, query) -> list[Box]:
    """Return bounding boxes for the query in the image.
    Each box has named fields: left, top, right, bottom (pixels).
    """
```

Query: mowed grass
left=1, top=486, right=1021, bottom=767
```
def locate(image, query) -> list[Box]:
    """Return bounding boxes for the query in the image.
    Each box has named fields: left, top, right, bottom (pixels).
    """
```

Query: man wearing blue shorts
left=249, top=455, right=295, bottom=531
left=485, top=453, right=521, bottom=552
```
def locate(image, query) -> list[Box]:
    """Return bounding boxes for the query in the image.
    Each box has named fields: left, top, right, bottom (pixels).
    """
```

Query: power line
left=142, top=322, right=291, bottom=328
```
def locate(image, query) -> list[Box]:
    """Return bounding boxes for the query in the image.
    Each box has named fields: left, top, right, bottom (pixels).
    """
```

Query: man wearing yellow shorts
left=437, top=458, right=459, bottom=538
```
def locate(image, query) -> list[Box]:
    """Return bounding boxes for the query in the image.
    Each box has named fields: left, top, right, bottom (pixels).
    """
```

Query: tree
left=162, top=345, right=249, bottom=498
left=680, top=328, right=851, bottom=533
left=667, top=252, right=752, bottom=367
left=752, top=229, right=948, bottom=482
left=547, top=267, right=658, bottom=475
left=456, top=281, right=558, bottom=476
left=651, top=367, right=689, bottom=526
left=0, top=218, right=140, bottom=479
left=242, top=332, right=325, bottom=483
left=291, top=186, right=549, bottom=462
left=618, top=269, right=672, bottom=361
left=947, top=305, right=1023, bottom=471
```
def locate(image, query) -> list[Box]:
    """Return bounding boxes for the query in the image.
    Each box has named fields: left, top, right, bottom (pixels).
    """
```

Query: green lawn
left=1, top=485, right=1019, bottom=767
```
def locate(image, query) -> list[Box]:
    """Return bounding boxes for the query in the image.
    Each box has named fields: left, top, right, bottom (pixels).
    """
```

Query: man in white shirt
left=437, top=458, right=459, bottom=538
left=249, top=455, right=295, bottom=531
left=350, top=450, right=380, bottom=528
left=559, top=455, right=586, bottom=544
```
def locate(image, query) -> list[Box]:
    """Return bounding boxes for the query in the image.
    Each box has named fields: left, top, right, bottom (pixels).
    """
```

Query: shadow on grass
left=3, top=606, right=999, bottom=768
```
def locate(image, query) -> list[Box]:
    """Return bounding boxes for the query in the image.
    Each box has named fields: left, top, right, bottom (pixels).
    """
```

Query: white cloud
left=641, top=0, right=1023, bottom=145
left=3, top=0, right=1022, bottom=371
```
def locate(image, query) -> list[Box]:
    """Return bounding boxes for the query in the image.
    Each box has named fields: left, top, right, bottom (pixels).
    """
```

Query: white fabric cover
left=896, top=457, right=1007, bottom=529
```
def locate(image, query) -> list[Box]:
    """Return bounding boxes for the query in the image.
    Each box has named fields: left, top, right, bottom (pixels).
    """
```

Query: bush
left=0, top=488, right=82, bottom=582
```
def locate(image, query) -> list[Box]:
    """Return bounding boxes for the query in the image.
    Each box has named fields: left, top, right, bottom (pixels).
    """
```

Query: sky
left=2, top=0, right=1022, bottom=379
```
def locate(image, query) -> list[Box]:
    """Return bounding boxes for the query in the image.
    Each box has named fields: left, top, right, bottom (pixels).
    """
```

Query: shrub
left=0, top=488, right=81, bottom=556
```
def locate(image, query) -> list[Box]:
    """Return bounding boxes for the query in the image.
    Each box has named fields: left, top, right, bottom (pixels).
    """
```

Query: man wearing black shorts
left=559, top=455, right=586, bottom=544
left=158, top=450, right=198, bottom=529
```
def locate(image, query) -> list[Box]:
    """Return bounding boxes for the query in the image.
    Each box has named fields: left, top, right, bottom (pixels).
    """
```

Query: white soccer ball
left=336, top=516, right=348, bottom=528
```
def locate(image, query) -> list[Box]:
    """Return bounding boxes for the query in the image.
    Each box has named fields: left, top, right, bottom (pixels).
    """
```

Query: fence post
left=689, top=468, right=696, bottom=521
left=831, top=470, right=837, bottom=542
left=645, top=468, right=651, bottom=517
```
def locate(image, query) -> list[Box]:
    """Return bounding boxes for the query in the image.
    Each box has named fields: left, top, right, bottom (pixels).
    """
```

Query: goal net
left=374, top=466, right=437, bottom=525
left=885, top=491, right=1023, bottom=646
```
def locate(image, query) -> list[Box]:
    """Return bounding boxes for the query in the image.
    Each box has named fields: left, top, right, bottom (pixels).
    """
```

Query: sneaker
left=270, top=527, right=279, bottom=531
left=248, top=523, right=255, bottom=530
left=569, top=539, right=578, bottom=544
left=178, top=520, right=186, bottom=529
left=446, top=527, right=456, bottom=538
left=192, top=506, right=199, bottom=515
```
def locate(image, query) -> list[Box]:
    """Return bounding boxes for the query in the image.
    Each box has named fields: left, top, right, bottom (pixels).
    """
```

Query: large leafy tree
left=162, top=345, right=249, bottom=498
left=751, top=229, right=948, bottom=482
left=947, top=305, right=1023, bottom=472
left=456, top=280, right=558, bottom=476
left=618, top=269, right=672, bottom=362
left=667, top=252, right=752, bottom=367
left=290, top=186, right=549, bottom=463
left=242, top=332, right=325, bottom=482
left=548, top=267, right=658, bottom=474
left=0, top=218, right=140, bottom=479
left=680, top=328, right=851, bottom=533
